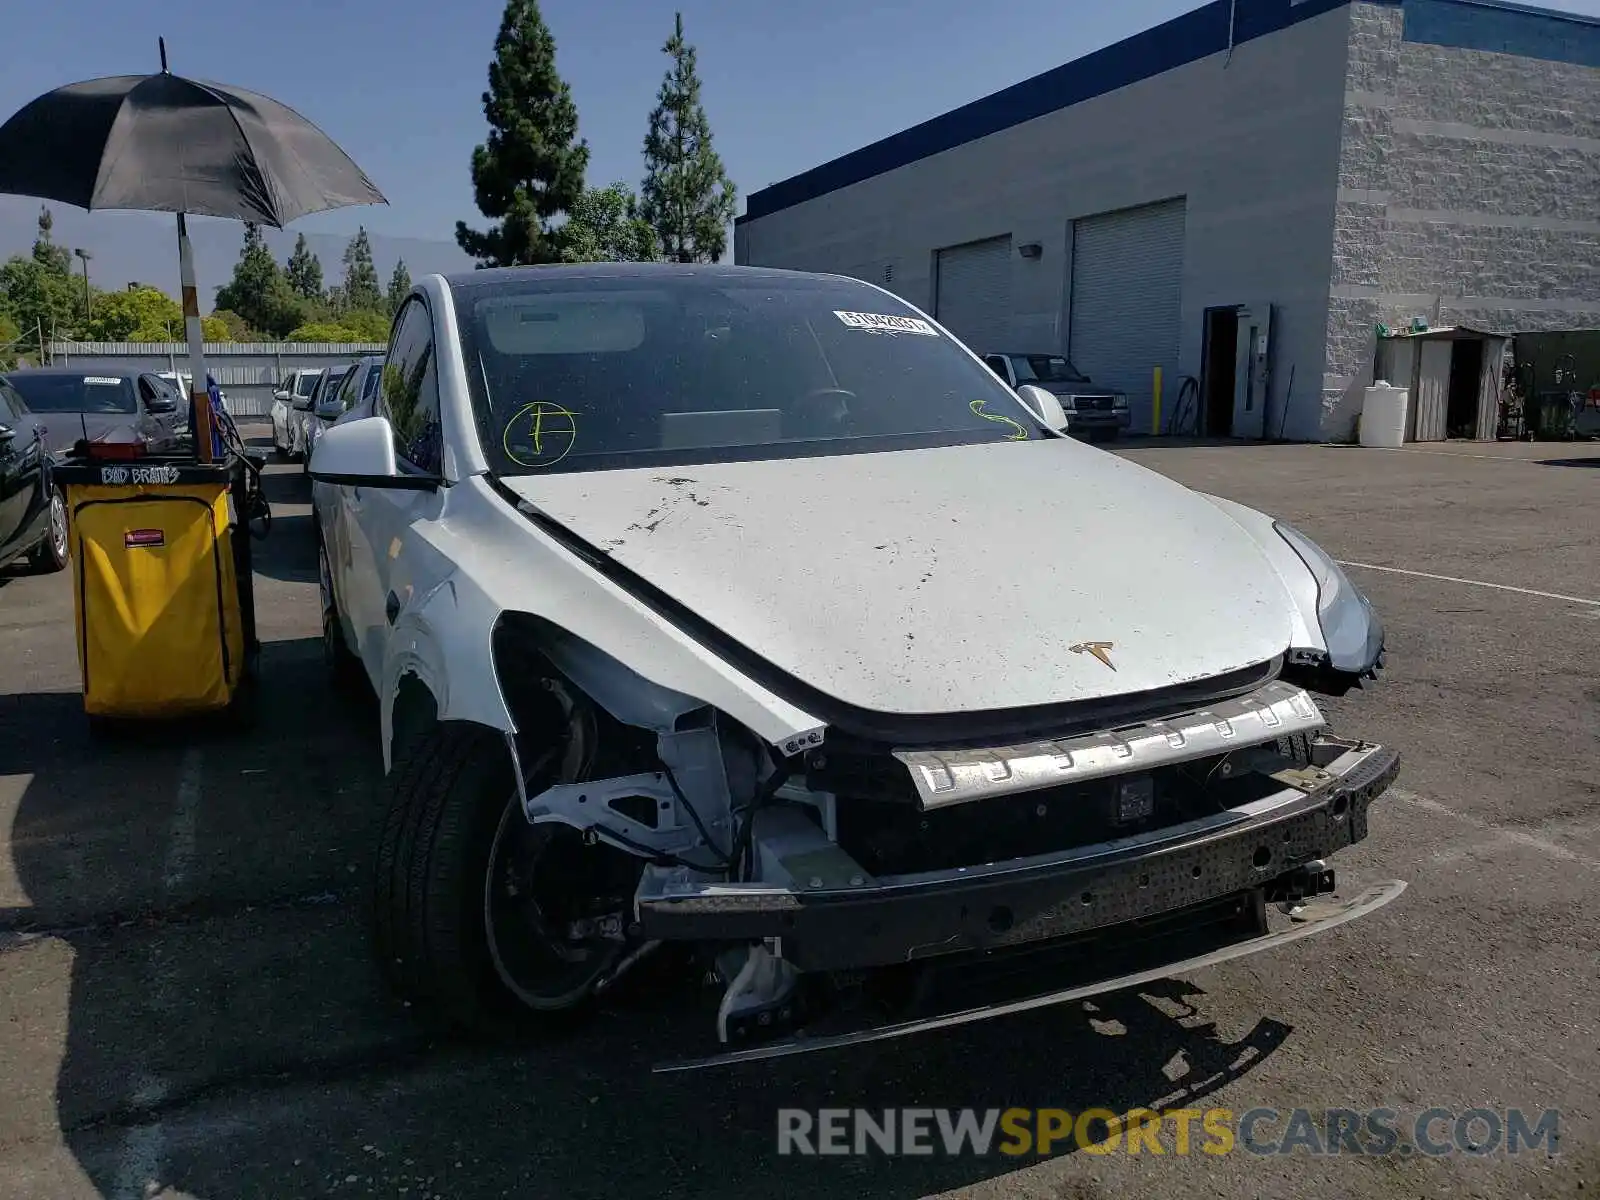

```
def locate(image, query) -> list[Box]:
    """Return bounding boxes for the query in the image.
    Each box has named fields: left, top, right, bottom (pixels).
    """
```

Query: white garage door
left=1069, top=199, right=1187, bottom=431
left=934, top=236, right=1013, bottom=353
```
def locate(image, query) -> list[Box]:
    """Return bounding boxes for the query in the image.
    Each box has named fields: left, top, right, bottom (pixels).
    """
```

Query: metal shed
left=1374, top=326, right=1507, bottom=442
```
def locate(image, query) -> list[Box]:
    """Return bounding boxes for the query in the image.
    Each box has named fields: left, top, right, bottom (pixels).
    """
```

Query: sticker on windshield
left=502, top=401, right=578, bottom=469
left=833, top=311, right=938, bottom=337
left=83, top=376, right=123, bottom=385
left=969, top=398, right=1030, bottom=441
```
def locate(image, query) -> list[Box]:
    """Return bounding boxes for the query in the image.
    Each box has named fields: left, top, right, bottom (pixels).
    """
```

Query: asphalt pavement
left=0, top=430, right=1596, bottom=1198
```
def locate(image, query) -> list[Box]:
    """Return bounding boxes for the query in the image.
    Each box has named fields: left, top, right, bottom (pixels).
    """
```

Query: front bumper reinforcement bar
left=653, top=878, right=1407, bottom=1073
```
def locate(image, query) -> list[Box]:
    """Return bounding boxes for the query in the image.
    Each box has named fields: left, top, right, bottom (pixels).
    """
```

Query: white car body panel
left=318, top=271, right=1338, bottom=768
left=501, top=440, right=1297, bottom=714
left=343, top=477, right=828, bottom=771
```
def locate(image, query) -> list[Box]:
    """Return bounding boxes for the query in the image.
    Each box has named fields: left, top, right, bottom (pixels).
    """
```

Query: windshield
left=318, top=368, right=353, bottom=408
left=6, top=373, right=137, bottom=414
left=453, top=271, right=1043, bottom=476
left=1010, top=355, right=1088, bottom=385
left=360, top=363, right=382, bottom=402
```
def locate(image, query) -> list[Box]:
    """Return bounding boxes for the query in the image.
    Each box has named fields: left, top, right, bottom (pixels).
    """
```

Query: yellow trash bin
left=58, top=458, right=258, bottom=722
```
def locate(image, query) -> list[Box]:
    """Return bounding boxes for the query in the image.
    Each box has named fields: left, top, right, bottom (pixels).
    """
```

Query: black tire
left=371, top=721, right=634, bottom=1034
left=1276, top=732, right=1315, bottom=765
left=30, top=487, right=69, bottom=573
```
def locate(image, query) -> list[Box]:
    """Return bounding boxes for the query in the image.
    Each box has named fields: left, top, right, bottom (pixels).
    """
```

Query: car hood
left=501, top=439, right=1298, bottom=716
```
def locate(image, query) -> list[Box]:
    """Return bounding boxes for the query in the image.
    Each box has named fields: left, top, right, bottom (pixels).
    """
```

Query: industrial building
left=734, top=0, right=1600, bottom=442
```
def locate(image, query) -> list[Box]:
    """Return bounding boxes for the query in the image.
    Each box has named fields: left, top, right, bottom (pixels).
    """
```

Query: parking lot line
left=1389, top=787, right=1600, bottom=873
left=1337, top=560, right=1600, bottom=607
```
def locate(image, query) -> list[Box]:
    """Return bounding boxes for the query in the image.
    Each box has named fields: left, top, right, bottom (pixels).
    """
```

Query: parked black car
left=0, top=376, right=68, bottom=573
left=1, top=365, right=185, bottom=455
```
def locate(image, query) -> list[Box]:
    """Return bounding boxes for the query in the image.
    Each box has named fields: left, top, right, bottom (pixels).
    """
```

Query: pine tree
left=341, top=227, right=383, bottom=311
left=640, top=13, right=737, bottom=264
left=31, top=205, right=74, bottom=277
left=456, top=0, right=589, bottom=267
left=387, top=259, right=412, bottom=314
left=214, top=223, right=303, bottom=337
left=285, top=233, right=324, bottom=299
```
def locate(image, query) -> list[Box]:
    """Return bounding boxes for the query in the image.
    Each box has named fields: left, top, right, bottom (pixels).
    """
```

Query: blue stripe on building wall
left=739, top=0, right=1599, bottom=226
left=1402, top=0, right=1600, bottom=69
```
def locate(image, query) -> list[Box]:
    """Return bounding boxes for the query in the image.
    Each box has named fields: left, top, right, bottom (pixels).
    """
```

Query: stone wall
left=1321, top=1, right=1600, bottom=440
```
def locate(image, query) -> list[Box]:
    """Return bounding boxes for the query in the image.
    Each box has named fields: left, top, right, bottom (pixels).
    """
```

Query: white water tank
left=1360, top=381, right=1409, bottom=448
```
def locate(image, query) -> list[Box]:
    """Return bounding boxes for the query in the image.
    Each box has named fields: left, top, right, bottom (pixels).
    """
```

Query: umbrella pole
left=176, top=211, right=214, bottom=464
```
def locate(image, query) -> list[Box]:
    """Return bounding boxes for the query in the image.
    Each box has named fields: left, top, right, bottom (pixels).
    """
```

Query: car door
left=334, top=306, right=437, bottom=684
left=355, top=299, right=447, bottom=686
left=139, top=374, right=183, bottom=445
left=0, top=384, right=30, bottom=554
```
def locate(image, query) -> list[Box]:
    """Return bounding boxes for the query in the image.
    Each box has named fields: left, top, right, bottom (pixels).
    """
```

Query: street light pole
left=72, top=247, right=91, bottom=321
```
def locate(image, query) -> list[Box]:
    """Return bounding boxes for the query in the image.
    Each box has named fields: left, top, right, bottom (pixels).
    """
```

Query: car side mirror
left=1016, top=384, right=1071, bottom=432
left=274, top=390, right=292, bottom=403
left=309, top=415, right=439, bottom=490
left=147, top=397, right=178, bottom=413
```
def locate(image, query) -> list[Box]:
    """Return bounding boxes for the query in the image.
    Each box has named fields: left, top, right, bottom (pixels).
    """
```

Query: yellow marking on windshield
left=970, top=398, right=1030, bottom=440
left=503, top=402, right=578, bottom=469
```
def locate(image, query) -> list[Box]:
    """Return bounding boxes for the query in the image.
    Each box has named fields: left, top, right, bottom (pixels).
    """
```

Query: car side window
left=379, top=301, right=442, bottom=474
left=983, top=355, right=1009, bottom=383
left=0, top=385, right=17, bottom=425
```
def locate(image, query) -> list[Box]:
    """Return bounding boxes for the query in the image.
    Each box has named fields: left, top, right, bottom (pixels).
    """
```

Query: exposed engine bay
left=488, top=619, right=1403, bottom=1071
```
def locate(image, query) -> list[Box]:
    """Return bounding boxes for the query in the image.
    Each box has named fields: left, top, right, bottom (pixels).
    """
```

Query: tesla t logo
left=1070, top=641, right=1117, bottom=671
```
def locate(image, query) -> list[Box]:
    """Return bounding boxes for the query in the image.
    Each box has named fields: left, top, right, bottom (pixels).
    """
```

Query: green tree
left=214, top=223, right=306, bottom=337
left=81, top=285, right=184, bottom=341
left=386, top=259, right=411, bottom=314
left=456, top=0, right=589, bottom=267
left=286, top=320, right=365, bottom=343
left=208, top=309, right=255, bottom=342
left=336, top=308, right=392, bottom=342
left=555, top=183, right=660, bottom=263
left=31, top=205, right=74, bottom=277
left=0, top=206, right=80, bottom=354
left=640, top=12, right=737, bottom=263
left=0, top=311, right=20, bottom=370
left=285, top=233, right=324, bottom=299
left=341, top=227, right=383, bottom=311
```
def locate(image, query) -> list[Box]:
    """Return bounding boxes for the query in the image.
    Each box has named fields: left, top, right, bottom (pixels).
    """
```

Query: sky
left=3, top=0, right=1599, bottom=251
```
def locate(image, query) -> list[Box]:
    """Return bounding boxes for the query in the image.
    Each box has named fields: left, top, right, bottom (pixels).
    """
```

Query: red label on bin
left=125, top=529, right=165, bottom=549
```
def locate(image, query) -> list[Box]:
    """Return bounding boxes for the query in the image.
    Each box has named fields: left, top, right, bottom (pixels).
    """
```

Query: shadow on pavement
left=1537, top=456, right=1600, bottom=468
left=6, top=654, right=1295, bottom=1198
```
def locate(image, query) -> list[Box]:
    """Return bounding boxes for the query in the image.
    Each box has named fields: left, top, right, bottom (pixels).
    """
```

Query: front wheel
left=371, top=721, right=642, bottom=1033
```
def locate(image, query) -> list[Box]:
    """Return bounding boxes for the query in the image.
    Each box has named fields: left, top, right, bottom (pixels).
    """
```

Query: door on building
left=1410, top=340, right=1452, bottom=441
left=1231, top=302, right=1274, bottom=440
left=1446, top=337, right=1484, bottom=439
left=934, top=236, right=1013, bottom=352
left=1068, top=198, right=1186, bottom=434
left=1202, top=306, right=1239, bottom=436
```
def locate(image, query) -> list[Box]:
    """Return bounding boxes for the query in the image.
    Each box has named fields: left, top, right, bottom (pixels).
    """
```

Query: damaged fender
left=376, top=475, right=826, bottom=772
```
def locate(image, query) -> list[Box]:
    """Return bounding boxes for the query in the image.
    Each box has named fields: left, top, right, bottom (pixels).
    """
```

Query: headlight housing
left=1112, top=393, right=1129, bottom=410
left=1274, top=521, right=1384, bottom=675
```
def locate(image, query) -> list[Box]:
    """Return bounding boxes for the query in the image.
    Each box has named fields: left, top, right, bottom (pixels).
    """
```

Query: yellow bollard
left=1152, top=366, right=1163, bottom=435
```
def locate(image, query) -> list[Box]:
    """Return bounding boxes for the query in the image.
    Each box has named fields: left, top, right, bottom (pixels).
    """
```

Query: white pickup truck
left=983, top=352, right=1130, bottom=441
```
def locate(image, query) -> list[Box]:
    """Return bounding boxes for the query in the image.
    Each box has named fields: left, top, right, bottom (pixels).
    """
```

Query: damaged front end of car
left=490, top=617, right=1403, bottom=1073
